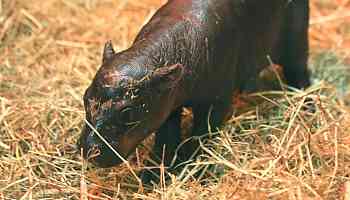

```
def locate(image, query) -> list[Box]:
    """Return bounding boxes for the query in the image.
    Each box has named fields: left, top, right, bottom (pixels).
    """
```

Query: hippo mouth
left=86, top=141, right=125, bottom=168
left=78, top=117, right=153, bottom=168
left=77, top=126, right=129, bottom=168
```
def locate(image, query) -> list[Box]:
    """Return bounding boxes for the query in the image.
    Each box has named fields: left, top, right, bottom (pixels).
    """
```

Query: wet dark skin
left=77, top=0, right=311, bottom=184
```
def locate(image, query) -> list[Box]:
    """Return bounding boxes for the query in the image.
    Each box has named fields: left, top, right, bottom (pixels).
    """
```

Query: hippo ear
left=147, top=63, right=184, bottom=92
left=102, top=40, right=115, bottom=63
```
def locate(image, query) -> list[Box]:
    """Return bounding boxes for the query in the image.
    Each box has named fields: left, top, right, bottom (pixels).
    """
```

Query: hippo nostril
left=86, top=144, right=101, bottom=160
left=77, top=130, right=101, bottom=159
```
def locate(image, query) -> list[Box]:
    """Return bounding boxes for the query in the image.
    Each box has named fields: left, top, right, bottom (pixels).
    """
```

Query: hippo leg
left=279, top=0, right=311, bottom=89
left=141, top=108, right=182, bottom=185
left=181, top=97, right=234, bottom=162
left=192, top=97, right=234, bottom=136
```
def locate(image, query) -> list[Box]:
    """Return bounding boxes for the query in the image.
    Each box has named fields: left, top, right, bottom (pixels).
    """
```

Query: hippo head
left=77, top=41, right=184, bottom=167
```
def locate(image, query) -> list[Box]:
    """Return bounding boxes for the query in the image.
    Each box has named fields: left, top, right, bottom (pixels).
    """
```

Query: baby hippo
left=77, top=0, right=311, bottom=182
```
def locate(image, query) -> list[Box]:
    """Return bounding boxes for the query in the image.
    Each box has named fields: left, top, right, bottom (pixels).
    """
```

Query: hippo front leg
left=182, top=96, right=234, bottom=162
left=141, top=108, right=182, bottom=185
left=192, top=97, right=234, bottom=136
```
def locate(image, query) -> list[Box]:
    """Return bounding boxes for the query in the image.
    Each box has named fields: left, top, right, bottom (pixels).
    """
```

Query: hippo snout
left=77, top=127, right=124, bottom=168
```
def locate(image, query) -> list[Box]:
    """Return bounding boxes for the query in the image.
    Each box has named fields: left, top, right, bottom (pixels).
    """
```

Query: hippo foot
left=140, top=168, right=159, bottom=186
left=140, top=167, right=174, bottom=186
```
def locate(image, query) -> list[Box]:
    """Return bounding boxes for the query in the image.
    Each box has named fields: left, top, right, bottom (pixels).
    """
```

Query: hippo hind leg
left=278, top=0, right=311, bottom=89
